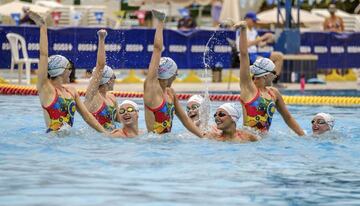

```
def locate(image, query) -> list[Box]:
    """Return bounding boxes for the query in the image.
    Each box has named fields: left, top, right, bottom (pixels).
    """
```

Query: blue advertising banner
left=1, top=25, right=359, bottom=69
left=0, top=26, right=235, bottom=70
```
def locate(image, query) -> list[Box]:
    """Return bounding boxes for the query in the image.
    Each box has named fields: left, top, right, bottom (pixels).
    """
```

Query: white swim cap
left=158, top=57, right=178, bottom=79
left=99, top=65, right=114, bottom=85
left=48, top=55, right=69, bottom=77
left=314, top=113, right=335, bottom=129
left=250, top=57, right=275, bottom=77
left=219, top=103, right=240, bottom=123
left=119, top=100, right=139, bottom=111
left=187, top=95, right=204, bottom=105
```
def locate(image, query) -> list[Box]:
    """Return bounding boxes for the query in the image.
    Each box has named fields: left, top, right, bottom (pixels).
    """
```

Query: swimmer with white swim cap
left=28, top=11, right=105, bottom=133
left=235, top=20, right=304, bottom=136
left=186, top=95, right=204, bottom=127
left=311, top=113, right=335, bottom=135
left=206, top=103, right=259, bottom=142
left=143, top=10, right=203, bottom=137
left=84, top=29, right=118, bottom=131
left=111, top=100, right=143, bottom=138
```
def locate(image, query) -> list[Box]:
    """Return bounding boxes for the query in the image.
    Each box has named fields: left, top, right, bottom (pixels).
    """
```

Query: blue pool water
left=0, top=95, right=359, bottom=205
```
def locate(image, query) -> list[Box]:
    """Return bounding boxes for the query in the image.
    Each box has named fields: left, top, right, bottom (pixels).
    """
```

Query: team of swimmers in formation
left=27, top=10, right=335, bottom=142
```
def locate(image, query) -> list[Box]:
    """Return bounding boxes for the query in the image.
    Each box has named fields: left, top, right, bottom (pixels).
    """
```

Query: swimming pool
left=1, top=95, right=359, bottom=205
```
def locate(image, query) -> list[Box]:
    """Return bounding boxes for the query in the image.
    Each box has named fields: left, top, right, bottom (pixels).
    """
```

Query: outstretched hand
left=152, top=10, right=166, bottom=22
left=27, top=10, right=45, bottom=26
left=233, top=21, right=247, bottom=30
left=97, top=29, right=108, bottom=39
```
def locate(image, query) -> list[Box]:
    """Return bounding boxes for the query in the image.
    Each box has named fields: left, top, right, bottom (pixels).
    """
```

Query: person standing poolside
left=111, top=100, right=142, bottom=138
left=236, top=21, right=304, bottom=136
left=206, top=103, right=259, bottom=142
left=143, top=10, right=202, bottom=137
left=28, top=11, right=105, bottom=133
left=84, top=29, right=117, bottom=131
left=312, top=113, right=335, bottom=135
left=186, top=95, right=204, bottom=127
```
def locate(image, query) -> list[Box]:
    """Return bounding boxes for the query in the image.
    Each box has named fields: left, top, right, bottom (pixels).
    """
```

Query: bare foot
left=97, top=29, right=107, bottom=39
left=233, top=21, right=247, bottom=30
left=28, top=10, right=45, bottom=26
left=152, top=10, right=166, bottom=22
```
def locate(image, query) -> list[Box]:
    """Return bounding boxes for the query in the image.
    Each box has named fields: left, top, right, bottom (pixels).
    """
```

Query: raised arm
left=145, top=10, right=165, bottom=83
left=85, top=30, right=107, bottom=104
left=234, top=21, right=257, bottom=97
left=272, top=88, right=305, bottom=136
left=28, top=11, right=48, bottom=91
left=143, top=10, right=166, bottom=107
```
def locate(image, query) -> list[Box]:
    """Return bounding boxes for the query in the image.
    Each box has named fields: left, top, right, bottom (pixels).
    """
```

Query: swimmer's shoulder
left=165, top=87, right=176, bottom=100
left=106, top=92, right=117, bottom=102
left=63, top=85, right=79, bottom=98
left=237, top=129, right=260, bottom=142
left=267, top=86, right=281, bottom=99
left=110, top=128, right=126, bottom=138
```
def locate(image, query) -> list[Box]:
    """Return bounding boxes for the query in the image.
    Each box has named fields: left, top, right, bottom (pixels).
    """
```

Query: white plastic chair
left=6, top=33, right=39, bottom=85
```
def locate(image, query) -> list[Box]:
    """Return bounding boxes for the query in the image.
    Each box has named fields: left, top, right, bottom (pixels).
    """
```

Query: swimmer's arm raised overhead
left=84, top=30, right=107, bottom=104
left=173, top=91, right=203, bottom=138
left=144, top=10, right=166, bottom=106
left=28, top=11, right=49, bottom=92
left=271, top=88, right=305, bottom=136
left=71, top=87, right=106, bottom=133
left=235, top=21, right=257, bottom=98
left=145, top=10, right=165, bottom=82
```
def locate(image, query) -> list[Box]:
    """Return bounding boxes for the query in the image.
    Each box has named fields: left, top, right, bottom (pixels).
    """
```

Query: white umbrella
left=219, top=0, right=240, bottom=22
left=35, top=0, right=65, bottom=9
left=311, top=8, right=352, bottom=18
left=0, top=1, right=50, bottom=17
left=139, top=3, right=183, bottom=17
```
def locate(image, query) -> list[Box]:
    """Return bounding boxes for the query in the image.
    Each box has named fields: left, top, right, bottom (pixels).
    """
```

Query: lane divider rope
left=1, top=84, right=359, bottom=106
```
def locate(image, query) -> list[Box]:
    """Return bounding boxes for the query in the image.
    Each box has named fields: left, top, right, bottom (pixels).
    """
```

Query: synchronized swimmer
left=28, top=10, right=106, bottom=134
left=236, top=20, right=304, bottom=136
left=143, top=10, right=203, bottom=137
left=84, top=29, right=118, bottom=131
left=28, top=9, right=335, bottom=140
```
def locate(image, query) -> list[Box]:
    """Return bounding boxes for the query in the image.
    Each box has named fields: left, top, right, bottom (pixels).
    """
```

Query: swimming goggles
left=311, top=119, right=327, bottom=125
left=213, top=111, right=227, bottom=118
left=119, top=107, right=135, bottom=114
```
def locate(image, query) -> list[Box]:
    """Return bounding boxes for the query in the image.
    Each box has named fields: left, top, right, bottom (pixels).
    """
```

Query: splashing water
left=199, top=31, right=218, bottom=131
left=199, top=26, right=234, bottom=131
